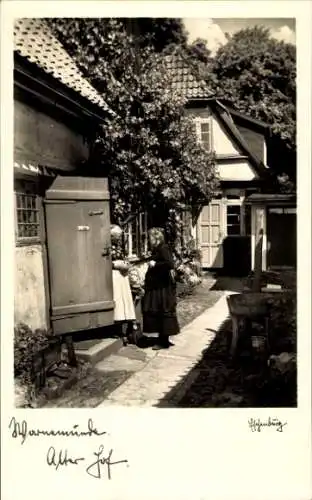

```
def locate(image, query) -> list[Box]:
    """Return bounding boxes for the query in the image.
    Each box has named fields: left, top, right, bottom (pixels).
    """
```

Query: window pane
left=124, top=235, right=129, bottom=254
left=125, top=212, right=149, bottom=257
left=227, top=205, right=241, bottom=236
left=201, top=123, right=210, bottom=133
left=201, top=130, right=210, bottom=146
left=124, top=226, right=130, bottom=255
left=227, top=205, right=240, bottom=215
left=131, top=220, right=138, bottom=255
left=201, top=132, right=210, bottom=140
left=15, top=186, right=40, bottom=241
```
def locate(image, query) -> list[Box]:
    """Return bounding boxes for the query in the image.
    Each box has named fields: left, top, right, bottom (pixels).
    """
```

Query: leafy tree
left=47, top=18, right=218, bottom=242
left=184, top=38, right=215, bottom=84
left=187, top=38, right=212, bottom=64
left=210, top=26, right=296, bottom=182
left=126, top=18, right=188, bottom=53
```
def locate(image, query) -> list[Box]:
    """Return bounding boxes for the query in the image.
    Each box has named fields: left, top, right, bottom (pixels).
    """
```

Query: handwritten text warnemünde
left=9, top=417, right=107, bottom=445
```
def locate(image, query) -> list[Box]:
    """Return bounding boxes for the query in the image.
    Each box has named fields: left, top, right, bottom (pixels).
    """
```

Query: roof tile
left=163, top=53, right=212, bottom=100
left=14, top=18, right=114, bottom=116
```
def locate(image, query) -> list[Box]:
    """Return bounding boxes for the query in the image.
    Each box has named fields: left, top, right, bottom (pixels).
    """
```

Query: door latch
left=101, top=247, right=111, bottom=257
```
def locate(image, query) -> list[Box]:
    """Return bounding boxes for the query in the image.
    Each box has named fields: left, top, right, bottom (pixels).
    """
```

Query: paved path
left=96, top=292, right=233, bottom=407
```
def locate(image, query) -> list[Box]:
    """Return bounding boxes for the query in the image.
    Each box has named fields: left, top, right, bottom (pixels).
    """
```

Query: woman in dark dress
left=142, top=227, right=180, bottom=350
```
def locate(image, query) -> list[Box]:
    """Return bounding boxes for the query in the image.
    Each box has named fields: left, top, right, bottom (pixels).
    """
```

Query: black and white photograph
left=2, top=2, right=312, bottom=499
left=12, top=15, right=298, bottom=410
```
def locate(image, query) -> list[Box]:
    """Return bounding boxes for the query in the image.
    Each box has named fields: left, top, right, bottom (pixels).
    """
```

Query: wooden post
left=252, top=207, right=264, bottom=292
left=64, top=335, right=77, bottom=367
left=230, top=315, right=239, bottom=357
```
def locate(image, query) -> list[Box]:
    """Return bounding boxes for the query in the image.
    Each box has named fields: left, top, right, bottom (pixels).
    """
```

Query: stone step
left=75, top=338, right=123, bottom=366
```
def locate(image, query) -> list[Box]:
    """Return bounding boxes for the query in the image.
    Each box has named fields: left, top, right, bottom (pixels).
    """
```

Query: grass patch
left=33, top=361, right=132, bottom=408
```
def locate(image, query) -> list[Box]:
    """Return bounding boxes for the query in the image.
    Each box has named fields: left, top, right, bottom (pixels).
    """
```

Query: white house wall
left=218, top=161, right=257, bottom=181
left=211, top=115, right=241, bottom=157
left=15, top=245, right=48, bottom=330
left=186, top=107, right=259, bottom=181
left=212, top=115, right=258, bottom=180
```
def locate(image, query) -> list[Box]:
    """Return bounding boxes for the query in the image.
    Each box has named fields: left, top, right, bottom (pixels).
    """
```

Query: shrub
left=14, top=323, right=52, bottom=401
left=176, top=280, right=197, bottom=299
left=267, top=292, right=296, bottom=353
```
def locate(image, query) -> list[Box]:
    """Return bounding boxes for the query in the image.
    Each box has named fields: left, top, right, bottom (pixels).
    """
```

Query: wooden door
left=44, top=176, right=114, bottom=335
left=199, top=199, right=224, bottom=268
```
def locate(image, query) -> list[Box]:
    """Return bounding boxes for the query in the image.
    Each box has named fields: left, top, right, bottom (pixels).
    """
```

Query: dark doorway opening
left=267, top=207, right=296, bottom=268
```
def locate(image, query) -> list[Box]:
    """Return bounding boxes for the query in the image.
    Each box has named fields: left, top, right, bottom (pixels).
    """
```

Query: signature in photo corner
left=46, top=444, right=129, bottom=480
left=248, top=417, right=288, bottom=433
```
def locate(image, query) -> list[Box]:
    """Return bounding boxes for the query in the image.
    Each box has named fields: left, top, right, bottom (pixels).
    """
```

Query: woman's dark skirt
left=142, top=286, right=180, bottom=337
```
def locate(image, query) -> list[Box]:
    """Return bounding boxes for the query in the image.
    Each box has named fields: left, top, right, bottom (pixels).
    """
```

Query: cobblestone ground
left=37, top=276, right=222, bottom=408
left=158, top=318, right=250, bottom=408
left=26, top=274, right=296, bottom=408
left=98, top=292, right=230, bottom=407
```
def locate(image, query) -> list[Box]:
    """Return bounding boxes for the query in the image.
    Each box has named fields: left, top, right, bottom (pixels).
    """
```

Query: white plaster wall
left=218, top=161, right=257, bottom=181
left=15, top=245, right=48, bottom=330
left=212, top=116, right=241, bottom=156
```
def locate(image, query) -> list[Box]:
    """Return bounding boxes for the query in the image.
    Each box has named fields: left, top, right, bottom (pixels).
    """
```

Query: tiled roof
left=14, top=18, right=114, bottom=116
left=163, top=52, right=212, bottom=100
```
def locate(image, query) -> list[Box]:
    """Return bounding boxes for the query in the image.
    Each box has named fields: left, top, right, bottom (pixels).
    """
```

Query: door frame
left=40, top=195, right=53, bottom=334
left=197, top=189, right=249, bottom=268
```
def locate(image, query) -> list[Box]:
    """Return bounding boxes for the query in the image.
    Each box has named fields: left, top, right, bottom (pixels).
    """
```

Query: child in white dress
left=110, top=225, right=137, bottom=344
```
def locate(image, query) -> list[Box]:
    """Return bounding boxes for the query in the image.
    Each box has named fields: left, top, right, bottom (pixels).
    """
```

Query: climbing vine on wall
left=47, top=18, right=219, bottom=243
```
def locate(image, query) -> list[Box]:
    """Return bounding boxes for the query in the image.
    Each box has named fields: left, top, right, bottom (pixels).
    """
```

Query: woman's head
left=148, top=227, right=165, bottom=248
left=110, top=224, right=123, bottom=242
